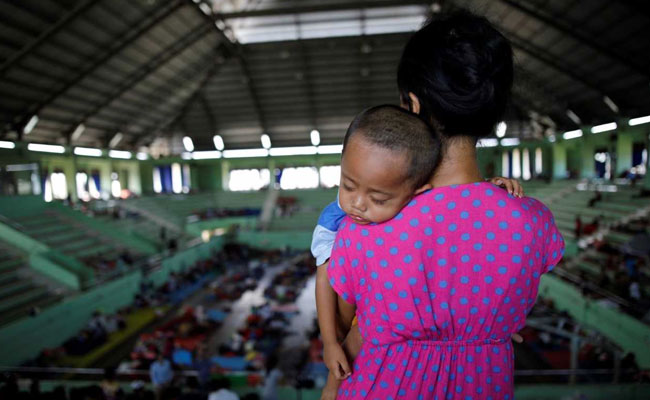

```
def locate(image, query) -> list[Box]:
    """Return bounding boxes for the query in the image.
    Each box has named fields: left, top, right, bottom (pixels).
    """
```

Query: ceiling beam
left=295, top=17, right=319, bottom=132
left=192, top=0, right=269, bottom=137
left=499, top=0, right=650, bottom=79
left=6, top=0, right=185, bottom=135
left=502, top=29, right=627, bottom=115
left=141, top=61, right=225, bottom=145
left=217, top=0, right=431, bottom=19
left=0, top=0, right=100, bottom=76
left=65, top=23, right=213, bottom=139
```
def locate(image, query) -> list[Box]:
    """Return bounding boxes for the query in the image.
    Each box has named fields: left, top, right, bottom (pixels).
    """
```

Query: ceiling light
left=260, top=134, right=271, bottom=149
left=566, top=109, right=582, bottom=125
left=27, top=143, right=65, bottom=153
left=563, top=129, right=583, bottom=140
left=500, top=138, right=520, bottom=146
left=269, top=146, right=317, bottom=156
left=23, top=115, right=39, bottom=135
left=136, top=152, right=149, bottom=160
left=192, top=150, right=222, bottom=160
left=71, top=124, right=85, bottom=141
left=182, top=136, right=194, bottom=152
left=108, top=150, right=132, bottom=159
left=109, top=132, right=123, bottom=148
left=591, top=122, right=617, bottom=134
left=310, top=130, right=320, bottom=146
left=222, top=148, right=269, bottom=158
left=181, top=152, right=192, bottom=160
left=629, top=115, right=650, bottom=126
left=496, top=122, right=507, bottom=138
left=0, top=140, right=16, bottom=149
left=603, top=96, right=619, bottom=113
left=213, top=135, right=224, bottom=150
left=476, top=138, right=499, bottom=148
left=74, top=147, right=102, bottom=157
left=316, top=145, right=343, bottom=154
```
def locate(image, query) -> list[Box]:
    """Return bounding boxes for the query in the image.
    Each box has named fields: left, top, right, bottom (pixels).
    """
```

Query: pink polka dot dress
left=328, top=182, right=564, bottom=400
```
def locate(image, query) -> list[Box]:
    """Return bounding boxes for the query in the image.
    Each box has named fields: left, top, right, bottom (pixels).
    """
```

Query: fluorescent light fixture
left=181, top=152, right=192, bottom=160
left=496, top=122, right=507, bottom=138
left=74, top=147, right=102, bottom=157
left=27, top=143, right=65, bottom=153
left=260, top=134, right=271, bottom=149
left=591, top=122, right=617, bottom=134
left=629, top=115, right=650, bottom=126
left=317, top=145, right=343, bottom=154
left=5, top=163, right=37, bottom=172
left=566, top=109, right=582, bottom=125
left=192, top=150, right=222, bottom=160
left=213, top=135, right=224, bottom=150
left=563, top=129, right=583, bottom=140
left=603, top=96, right=619, bottom=113
left=109, top=132, right=123, bottom=148
left=23, top=115, right=39, bottom=134
left=71, top=124, right=85, bottom=141
left=182, top=136, right=194, bottom=152
left=476, top=138, right=499, bottom=147
left=310, top=130, right=321, bottom=146
left=500, top=138, right=520, bottom=147
left=136, top=152, right=149, bottom=160
left=108, top=150, right=132, bottom=159
left=269, top=146, right=318, bottom=156
left=222, top=148, right=269, bottom=158
left=0, top=140, right=15, bottom=149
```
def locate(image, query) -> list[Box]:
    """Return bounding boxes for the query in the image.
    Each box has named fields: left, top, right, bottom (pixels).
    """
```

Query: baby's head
left=339, top=105, right=441, bottom=225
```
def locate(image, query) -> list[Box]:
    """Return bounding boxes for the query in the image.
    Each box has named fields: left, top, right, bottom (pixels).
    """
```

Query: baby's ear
left=414, top=183, right=432, bottom=195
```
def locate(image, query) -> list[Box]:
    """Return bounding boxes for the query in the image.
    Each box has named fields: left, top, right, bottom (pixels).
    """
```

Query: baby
left=314, top=104, right=521, bottom=397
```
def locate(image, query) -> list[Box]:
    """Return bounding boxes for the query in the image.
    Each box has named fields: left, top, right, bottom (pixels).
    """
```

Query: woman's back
left=328, top=182, right=563, bottom=399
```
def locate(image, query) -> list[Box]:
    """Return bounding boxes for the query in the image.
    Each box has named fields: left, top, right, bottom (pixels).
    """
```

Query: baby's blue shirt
left=310, top=196, right=346, bottom=265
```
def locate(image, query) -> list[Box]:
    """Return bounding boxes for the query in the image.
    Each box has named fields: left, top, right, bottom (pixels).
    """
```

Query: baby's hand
left=488, top=177, right=524, bottom=198
left=324, top=342, right=351, bottom=380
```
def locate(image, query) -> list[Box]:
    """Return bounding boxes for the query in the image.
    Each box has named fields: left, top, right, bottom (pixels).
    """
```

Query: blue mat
left=173, top=349, right=193, bottom=366
left=207, top=309, right=227, bottom=322
left=211, top=356, right=248, bottom=371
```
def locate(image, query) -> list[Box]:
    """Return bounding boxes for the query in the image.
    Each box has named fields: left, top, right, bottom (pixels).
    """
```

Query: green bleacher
left=0, top=240, right=62, bottom=327
left=269, top=188, right=338, bottom=231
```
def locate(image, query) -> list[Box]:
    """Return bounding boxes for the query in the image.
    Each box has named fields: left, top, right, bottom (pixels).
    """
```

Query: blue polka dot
left=498, top=200, right=506, bottom=207
left=448, top=202, right=456, bottom=210
left=486, top=188, right=494, bottom=196
left=404, top=255, right=413, bottom=263
left=389, top=303, right=399, bottom=311
left=409, top=277, right=417, bottom=285
left=472, top=286, right=480, bottom=294
left=375, top=293, right=383, bottom=300
left=486, top=254, right=495, bottom=262
left=421, top=206, right=430, bottom=213
left=448, top=223, right=457, bottom=232
left=461, top=255, right=470, bottom=263
left=405, top=312, right=414, bottom=320
left=395, top=212, right=403, bottom=220
left=424, top=227, right=433, bottom=236
left=486, top=210, right=495, bottom=218
left=486, top=232, right=495, bottom=240
left=410, top=218, right=419, bottom=227
left=390, top=247, right=398, bottom=255
left=361, top=229, right=369, bottom=236
left=437, top=236, right=446, bottom=245
left=461, top=233, right=470, bottom=241
left=461, top=189, right=470, bottom=197
left=371, top=271, right=378, bottom=279
left=438, top=258, right=447, bottom=266
left=400, top=232, right=409, bottom=241
left=460, top=276, right=469, bottom=284
left=380, top=259, right=388, bottom=268
left=394, top=269, right=403, bottom=277
left=512, top=255, right=521, bottom=263
left=384, top=281, right=393, bottom=289
left=460, top=211, right=469, bottom=219
left=366, top=250, right=374, bottom=258
left=473, top=221, right=482, bottom=229
left=399, top=290, right=407, bottom=298
left=499, top=221, right=508, bottom=230
left=473, top=264, right=481, bottom=272
left=512, top=210, right=521, bottom=218
left=384, top=225, right=393, bottom=233
left=408, top=199, right=417, bottom=207
left=498, top=266, right=508, bottom=274
left=460, top=297, right=468, bottom=305
left=473, top=243, right=482, bottom=251
left=472, top=199, right=482, bottom=207
left=485, top=276, right=493, bottom=284
left=439, top=280, right=448, bottom=288
left=435, top=214, right=444, bottom=223
left=375, top=237, right=384, bottom=245
left=499, top=244, right=508, bottom=252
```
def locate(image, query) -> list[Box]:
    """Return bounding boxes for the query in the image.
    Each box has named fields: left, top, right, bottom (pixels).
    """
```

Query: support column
left=552, top=142, right=567, bottom=179
left=580, top=137, right=595, bottom=179
left=616, top=131, right=633, bottom=175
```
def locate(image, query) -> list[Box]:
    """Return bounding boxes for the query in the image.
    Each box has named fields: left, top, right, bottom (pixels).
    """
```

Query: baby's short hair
left=343, top=105, right=441, bottom=188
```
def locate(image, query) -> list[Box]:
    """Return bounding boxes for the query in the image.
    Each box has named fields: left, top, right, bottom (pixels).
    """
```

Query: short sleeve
left=532, top=200, right=565, bottom=273
left=327, top=227, right=357, bottom=306
left=311, top=200, right=347, bottom=265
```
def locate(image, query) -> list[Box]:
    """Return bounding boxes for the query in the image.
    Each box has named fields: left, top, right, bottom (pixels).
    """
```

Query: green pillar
left=616, top=131, right=633, bottom=175
left=552, top=142, right=567, bottom=179
left=580, top=137, right=595, bottom=179
left=139, top=162, right=154, bottom=195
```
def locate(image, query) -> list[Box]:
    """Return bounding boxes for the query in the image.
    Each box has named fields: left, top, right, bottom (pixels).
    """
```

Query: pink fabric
left=328, top=182, right=564, bottom=400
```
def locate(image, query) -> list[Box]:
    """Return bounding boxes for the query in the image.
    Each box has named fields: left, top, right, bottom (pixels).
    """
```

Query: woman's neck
left=430, top=136, right=483, bottom=187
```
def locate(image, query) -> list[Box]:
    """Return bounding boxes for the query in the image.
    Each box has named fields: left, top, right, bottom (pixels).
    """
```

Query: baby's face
left=339, top=135, right=418, bottom=225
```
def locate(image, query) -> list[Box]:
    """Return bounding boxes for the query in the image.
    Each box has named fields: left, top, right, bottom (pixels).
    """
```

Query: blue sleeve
left=311, top=200, right=346, bottom=265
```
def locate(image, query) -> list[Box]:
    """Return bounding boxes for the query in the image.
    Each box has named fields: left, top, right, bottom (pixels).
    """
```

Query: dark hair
left=343, top=104, right=441, bottom=189
left=397, top=10, right=513, bottom=139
